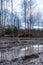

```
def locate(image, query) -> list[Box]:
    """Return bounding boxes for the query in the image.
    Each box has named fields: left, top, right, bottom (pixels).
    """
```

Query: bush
left=5, top=26, right=18, bottom=37
left=13, top=26, right=18, bottom=36
left=5, top=28, right=12, bottom=35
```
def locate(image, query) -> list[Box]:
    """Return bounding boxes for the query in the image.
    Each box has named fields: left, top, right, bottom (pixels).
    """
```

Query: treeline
left=2, top=26, right=18, bottom=37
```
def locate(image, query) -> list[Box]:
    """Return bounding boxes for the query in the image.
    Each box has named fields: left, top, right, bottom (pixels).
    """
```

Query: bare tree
left=14, top=13, right=20, bottom=36
left=29, top=0, right=32, bottom=36
left=0, top=0, right=4, bottom=35
left=11, top=0, right=13, bottom=25
left=24, top=0, right=27, bottom=35
left=3, top=0, right=6, bottom=35
left=24, top=0, right=32, bottom=36
left=36, top=11, right=41, bottom=36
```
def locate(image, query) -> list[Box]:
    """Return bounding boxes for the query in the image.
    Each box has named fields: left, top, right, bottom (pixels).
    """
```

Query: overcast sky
left=0, top=0, right=43, bottom=29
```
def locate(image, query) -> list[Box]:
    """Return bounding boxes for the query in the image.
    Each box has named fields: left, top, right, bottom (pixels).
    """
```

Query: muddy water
left=0, top=45, right=43, bottom=61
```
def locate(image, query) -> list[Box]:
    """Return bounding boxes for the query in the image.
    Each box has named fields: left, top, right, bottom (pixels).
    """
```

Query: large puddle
left=0, top=45, right=43, bottom=65
left=0, top=45, right=43, bottom=61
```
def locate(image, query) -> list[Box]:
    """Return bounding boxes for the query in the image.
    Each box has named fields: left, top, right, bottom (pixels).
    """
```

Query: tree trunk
left=24, top=0, right=26, bottom=35
left=29, top=0, right=32, bottom=36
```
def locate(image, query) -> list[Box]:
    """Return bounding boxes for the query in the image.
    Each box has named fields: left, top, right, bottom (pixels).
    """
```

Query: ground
left=0, top=37, right=43, bottom=47
left=0, top=37, right=43, bottom=65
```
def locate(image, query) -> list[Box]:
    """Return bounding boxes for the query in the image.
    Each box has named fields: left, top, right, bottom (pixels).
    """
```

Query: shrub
left=5, top=28, right=12, bottom=35
left=13, top=26, right=18, bottom=36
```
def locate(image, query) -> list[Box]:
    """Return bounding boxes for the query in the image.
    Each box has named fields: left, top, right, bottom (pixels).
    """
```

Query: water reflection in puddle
left=0, top=45, right=43, bottom=65
left=21, top=45, right=43, bottom=56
